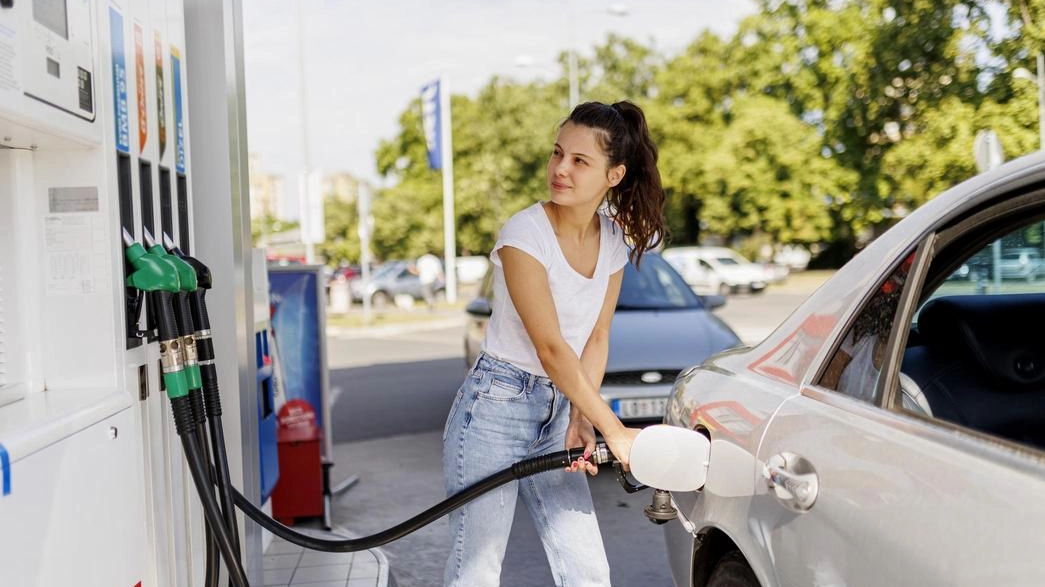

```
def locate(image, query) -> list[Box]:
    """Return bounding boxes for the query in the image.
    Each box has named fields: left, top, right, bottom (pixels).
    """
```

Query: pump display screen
left=34, top=0, right=69, bottom=40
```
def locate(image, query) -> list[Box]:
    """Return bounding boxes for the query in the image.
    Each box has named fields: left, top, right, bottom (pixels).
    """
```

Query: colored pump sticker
left=134, top=23, right=147, bottom=153
left=155, top=31, right=166, bottom=159
left=109, top=7, right=130, bottom=154
left=1, top=442, right=10, bottom=495
left=172, top=46, right=184, bottom=174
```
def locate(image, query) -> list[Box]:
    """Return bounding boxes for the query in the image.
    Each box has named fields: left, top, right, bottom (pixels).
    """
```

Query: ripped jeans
left=442, top=352, right=610, bottom=587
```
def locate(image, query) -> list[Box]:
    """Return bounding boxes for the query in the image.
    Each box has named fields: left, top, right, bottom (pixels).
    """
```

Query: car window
left=927, top=221, right=1045, bottom=308
left=618, top=254, right=703, bottom=310
left=818, top=254, right=915, bottom=403
left=899, top=218, right=1045, bottom=452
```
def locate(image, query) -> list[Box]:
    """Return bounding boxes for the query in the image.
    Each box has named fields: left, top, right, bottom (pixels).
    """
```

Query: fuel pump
left=123, top=230, right=248, bottom=587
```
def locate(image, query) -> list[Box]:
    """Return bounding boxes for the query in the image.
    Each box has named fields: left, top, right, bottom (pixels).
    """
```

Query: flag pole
left=439, top=77, right=457, bottom=303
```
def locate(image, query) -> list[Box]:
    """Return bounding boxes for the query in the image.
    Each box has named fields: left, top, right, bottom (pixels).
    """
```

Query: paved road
left=323, top=272, right=830, bottom=586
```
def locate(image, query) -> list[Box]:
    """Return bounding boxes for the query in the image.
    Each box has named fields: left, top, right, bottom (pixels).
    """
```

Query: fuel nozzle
left=123, top=234, right=189, bottom=404
left=588, top=444, right=612, bottom=466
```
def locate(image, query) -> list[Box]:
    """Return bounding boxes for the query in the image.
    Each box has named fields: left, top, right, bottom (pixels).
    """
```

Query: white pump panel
left=23, top=0, right=97, bottom=122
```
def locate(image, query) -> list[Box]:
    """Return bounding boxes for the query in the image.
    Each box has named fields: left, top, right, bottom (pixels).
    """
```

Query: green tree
left=316, top=195, right=361, bottom=266
left=701, top=95, right=854, bottom=246
left=729, top=0, right=988, bottom=247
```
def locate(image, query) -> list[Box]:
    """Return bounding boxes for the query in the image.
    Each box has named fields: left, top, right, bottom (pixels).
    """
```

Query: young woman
left=442, top=101, right=666, bottom=586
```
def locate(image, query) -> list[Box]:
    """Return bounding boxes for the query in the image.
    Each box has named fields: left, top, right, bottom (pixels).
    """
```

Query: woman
left=442, top=101, right=666, bottom=586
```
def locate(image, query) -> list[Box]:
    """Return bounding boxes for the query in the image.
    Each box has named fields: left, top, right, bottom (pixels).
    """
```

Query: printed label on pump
left=43, top=213, right=110, bottom=296
left=155, top=30, right=166, bottom=159
left=171, top=46, right=184, bottom=174
left=0, top=10, right=22, bottom=104
left=109, top=7, right=129, bottom=153
left=134, top=23, right=147, bottom=153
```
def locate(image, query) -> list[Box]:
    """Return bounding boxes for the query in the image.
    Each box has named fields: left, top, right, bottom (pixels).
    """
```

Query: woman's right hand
left=603, top=427, right=641, bottom=470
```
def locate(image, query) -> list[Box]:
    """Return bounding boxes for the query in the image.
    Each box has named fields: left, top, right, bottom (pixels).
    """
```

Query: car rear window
left=618, top=254, right=704, bottom=310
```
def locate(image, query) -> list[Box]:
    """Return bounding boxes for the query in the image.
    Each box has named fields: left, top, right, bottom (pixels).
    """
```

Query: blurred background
left=242, top=0, right=1043, bottom=294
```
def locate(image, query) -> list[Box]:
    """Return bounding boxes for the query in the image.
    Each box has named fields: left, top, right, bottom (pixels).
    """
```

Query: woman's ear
left=608, top=164, right=626, bottom=187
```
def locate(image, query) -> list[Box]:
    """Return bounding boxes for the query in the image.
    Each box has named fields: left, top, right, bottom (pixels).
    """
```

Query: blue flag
left=421, top=79, right=442, bottom=170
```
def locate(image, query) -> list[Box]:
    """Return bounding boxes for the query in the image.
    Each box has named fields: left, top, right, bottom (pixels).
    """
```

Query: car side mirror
left=465, top=297, right=492, bottom=317
left=629, top=425, right=710, bottom=491
left=701, top=294, right=727, bottom=310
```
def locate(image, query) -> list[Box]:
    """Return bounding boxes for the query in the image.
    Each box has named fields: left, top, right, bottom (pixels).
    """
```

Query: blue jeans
left=442, top=352, right=611, bottom=587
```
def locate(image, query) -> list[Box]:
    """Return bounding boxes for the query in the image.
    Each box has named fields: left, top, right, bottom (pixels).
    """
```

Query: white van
left=661, top=246, right=769, bottom=295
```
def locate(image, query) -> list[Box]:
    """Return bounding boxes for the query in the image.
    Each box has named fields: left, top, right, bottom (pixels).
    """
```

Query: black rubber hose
left=196, top=424, right=220, bottom=587
left=174, top=397, right=249, bottom=587
left=208, top=408, right=241, bottom=554
left=228, top=446, right=591, bottom=552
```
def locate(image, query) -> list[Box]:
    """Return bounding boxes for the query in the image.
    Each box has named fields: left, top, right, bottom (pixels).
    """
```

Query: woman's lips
left=550, top=181, right=570, bottom=191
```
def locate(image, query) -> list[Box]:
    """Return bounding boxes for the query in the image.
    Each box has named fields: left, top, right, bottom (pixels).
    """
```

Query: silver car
left=657, top=151, right=1045, bottom=586
left=464, top=251, right=741, bottom=423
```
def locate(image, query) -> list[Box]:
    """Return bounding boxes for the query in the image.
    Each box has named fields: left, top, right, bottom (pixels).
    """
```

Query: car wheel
left=707, top=551, right=759, bottom=587
left=371, top=291, right=392, bottom=309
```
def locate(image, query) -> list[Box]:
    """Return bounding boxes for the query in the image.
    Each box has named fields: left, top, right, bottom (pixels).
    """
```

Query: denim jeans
left=442, top=352, right=611, bottom=587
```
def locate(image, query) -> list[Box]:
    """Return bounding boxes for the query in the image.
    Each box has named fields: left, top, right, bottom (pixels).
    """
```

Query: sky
left=242, top=0, right=757, bottom=217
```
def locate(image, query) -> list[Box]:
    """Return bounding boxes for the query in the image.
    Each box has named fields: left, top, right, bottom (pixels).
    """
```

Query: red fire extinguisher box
left=271, top=401, right=324, bottom=525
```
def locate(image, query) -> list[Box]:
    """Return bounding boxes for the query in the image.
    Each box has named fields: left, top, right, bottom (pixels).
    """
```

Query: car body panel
left=660, top=151, right=1045, bottom=587
left=755, top=388, right=1045, bottom=587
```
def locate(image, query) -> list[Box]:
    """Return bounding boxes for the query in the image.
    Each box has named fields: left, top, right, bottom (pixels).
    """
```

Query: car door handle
left=763, top=452, right=819, bottom=512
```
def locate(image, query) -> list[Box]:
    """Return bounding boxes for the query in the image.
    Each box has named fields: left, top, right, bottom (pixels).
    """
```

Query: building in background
left=249, top=152, right=287, bottom=220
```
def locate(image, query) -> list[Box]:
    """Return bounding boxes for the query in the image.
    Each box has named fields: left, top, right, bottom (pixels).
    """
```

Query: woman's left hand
left=565, top=414, right=599, bottom=476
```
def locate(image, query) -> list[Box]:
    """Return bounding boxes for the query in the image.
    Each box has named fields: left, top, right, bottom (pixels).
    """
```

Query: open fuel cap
left=630, top=425, right=710, bottom=491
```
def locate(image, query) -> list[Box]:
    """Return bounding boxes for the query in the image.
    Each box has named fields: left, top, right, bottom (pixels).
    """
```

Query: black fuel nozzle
left=590, top=443, right=648, bottom=494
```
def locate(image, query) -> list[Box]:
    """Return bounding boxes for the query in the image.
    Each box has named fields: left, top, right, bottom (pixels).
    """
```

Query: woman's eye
left=575, top=158, right=586, bottom=165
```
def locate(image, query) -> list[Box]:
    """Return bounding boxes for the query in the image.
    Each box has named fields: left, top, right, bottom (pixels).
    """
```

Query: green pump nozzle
left=144, top=228, right=202, bottom=395
left=123, top=230, right=189, bottom=400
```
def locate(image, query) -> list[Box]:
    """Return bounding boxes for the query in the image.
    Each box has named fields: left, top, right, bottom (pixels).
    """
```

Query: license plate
left=611, top=397, right=668, bottom=419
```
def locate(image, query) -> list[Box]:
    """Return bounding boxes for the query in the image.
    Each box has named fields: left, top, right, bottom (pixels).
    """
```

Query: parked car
left=655, top=152, right=1045, bottom=586
left=661, top=246, right=770, bottom=295
left=998, top=248, right=1043, bottom=281
left=772, top=244, right=812, bottom=271
left=348, top=260, right=444, bottom=308
left=464, top=251, right=741, bottom=423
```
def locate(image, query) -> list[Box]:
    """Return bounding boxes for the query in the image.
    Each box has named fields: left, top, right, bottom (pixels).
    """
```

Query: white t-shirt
left=482, top=202, right=629, bottom=376
left=416, top=253, right=442, bottom=285
left=838, top=331, right=879, bottom=402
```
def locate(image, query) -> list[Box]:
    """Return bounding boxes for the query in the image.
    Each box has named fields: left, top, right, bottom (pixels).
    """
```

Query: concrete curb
left=326, top=317, right=465, bottom=339
left=330, top=525, right=393, bottom=587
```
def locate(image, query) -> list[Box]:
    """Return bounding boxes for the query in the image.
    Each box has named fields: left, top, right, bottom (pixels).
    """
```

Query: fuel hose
left=225, top=445, right=610, bottom=552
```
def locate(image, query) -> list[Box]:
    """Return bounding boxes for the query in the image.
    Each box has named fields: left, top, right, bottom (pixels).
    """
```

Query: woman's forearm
left=538, top=340, right=625, bottom=439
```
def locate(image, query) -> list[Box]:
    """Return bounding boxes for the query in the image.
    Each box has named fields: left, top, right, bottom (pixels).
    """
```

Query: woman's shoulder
left=599, top=211, right=626, bottom=243
left=500, top=203, right=545, bottom=234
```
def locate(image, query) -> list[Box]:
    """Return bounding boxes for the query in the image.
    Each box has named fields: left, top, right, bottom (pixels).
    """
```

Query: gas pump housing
left=0, top=0, right=262, bottom=584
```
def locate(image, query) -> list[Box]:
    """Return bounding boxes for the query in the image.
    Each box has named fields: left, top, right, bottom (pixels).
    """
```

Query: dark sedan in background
left=464, top=251, right=742, bottom=422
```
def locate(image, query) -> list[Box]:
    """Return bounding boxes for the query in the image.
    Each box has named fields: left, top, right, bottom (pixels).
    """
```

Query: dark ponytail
left=565, top=100, right=666, bottom=265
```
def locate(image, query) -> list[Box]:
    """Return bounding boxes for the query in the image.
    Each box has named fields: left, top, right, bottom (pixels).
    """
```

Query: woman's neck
left=545, top=201, right=600, bottom=243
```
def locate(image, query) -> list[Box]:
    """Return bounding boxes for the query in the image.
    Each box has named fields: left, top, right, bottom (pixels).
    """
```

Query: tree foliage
left=347, top=0, right=1041, bottom=266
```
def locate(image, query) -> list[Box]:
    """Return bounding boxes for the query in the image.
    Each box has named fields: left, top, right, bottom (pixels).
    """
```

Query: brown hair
left=565, top=101, right=666, bottom=265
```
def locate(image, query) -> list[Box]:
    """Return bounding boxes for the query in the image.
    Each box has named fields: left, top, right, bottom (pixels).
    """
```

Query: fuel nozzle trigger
left=587, top=442, right=648, bottom=494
